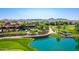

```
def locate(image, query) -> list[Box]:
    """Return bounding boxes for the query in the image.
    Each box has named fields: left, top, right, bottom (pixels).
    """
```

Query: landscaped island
left=0, top=19, right=79, bottom=51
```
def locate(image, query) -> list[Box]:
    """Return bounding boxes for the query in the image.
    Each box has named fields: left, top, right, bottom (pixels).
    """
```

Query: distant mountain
left=48, top=18, right=55, bottom=20
left=26, top=18, right=47, bottom=21
left=48, top=18, right=68, bottom=20
left=0, top=18, right=68, bottom=22
left=55, top=18, right=68, bottom=20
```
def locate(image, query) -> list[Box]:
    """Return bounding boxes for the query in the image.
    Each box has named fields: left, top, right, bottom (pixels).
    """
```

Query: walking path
left=48, top=26, right=56, bottom=34
left=0, top=36, right=26, bottom=39
left=0, top=27, right=56, bottom=39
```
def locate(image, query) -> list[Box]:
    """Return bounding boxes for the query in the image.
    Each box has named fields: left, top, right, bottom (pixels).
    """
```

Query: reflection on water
left=73, top=37, right=79, bottom=50
left=30, top=37, right=79, bottom=51
left=56, top=37, right=61, bottom=42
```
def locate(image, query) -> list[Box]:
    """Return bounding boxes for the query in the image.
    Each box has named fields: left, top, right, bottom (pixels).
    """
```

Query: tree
left=43, top=20, right=49, bottom=25
left=36, top=22, right=45, bottom=30
left=30, top=29, right=37, bottom=34
left=56, top=25, right=62, bottom=32
left=50, top=21, right=56, bottom=25
left=63, top=24, right=66, bottom=30
left=19, top=21, right=27, bottom=31
left=75, top=22, right=79, bottom=33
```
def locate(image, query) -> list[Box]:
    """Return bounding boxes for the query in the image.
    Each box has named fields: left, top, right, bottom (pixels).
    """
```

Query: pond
left=29, top=37, right=79, bottom=51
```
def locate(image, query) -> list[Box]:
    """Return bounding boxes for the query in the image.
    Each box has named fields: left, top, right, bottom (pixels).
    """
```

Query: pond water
left=29, top=37, right=79, bottom=51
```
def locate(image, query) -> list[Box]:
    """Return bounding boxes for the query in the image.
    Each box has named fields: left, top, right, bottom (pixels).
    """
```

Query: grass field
left=51, top=25, right=76, bottom=34
left=49, top=33, right=61, bottom=38
left=0, top=38, right=36, bottom=51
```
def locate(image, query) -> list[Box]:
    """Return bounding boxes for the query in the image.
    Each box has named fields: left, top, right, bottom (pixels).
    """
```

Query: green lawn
left=0, top=38, right=36, bottom=51
left=49, top=33, right=61, bottom=38
left=51, top=25, right=77, bottom=34
left=64, top=25, right=76, bottom=33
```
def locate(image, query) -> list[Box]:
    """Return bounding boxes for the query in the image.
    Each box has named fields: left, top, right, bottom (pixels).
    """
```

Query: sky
left=0, top=8, right=79, bottom=20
